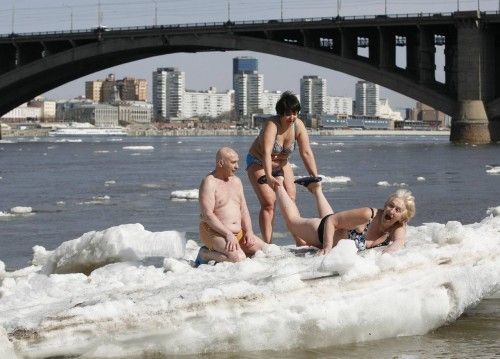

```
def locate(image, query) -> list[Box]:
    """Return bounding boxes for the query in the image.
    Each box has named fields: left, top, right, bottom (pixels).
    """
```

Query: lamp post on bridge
left=280, top=0, right=283, bottom=21
left=64, top=4, right=74, bottom=31
left=152, top=0, right=158, bottom=26
left=11, top=4, right=15, bottom=34
left=227, top=0, right=231, bottom=21
left=337, top=0, right=341, bottom=17
left=385, top=0, right=387, bottom=15
left=97, top=0, right=103, bottom=27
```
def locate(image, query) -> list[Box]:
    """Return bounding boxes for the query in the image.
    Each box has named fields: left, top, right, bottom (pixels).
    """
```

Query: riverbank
left=1, top=127, right=450, bottom=138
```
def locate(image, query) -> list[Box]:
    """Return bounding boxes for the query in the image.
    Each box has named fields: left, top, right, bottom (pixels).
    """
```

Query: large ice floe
left=0, top=209, right=499, bottom=358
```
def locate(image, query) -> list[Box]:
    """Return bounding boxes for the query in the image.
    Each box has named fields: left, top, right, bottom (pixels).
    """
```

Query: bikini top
left=348, top=208, right=375, bottom=250
left=260, top=118, right=296, bottom=156
left=348, top=208, right=390, bottom=250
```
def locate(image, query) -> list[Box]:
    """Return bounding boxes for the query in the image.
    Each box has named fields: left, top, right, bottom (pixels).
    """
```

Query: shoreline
left=1, top=128, right=451, bottom=138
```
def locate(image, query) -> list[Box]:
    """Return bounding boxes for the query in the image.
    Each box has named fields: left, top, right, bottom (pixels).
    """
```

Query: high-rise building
left=355, top=81, right=379, bottom=116
left=232, top=57, right=262, bottom=118
left=85, top=80, right=103, bottom=102
left=152, top=67, right=185, bottom=121
left=234, top=72, right=263, bottom=118
left=86, top=74, right=147, bottom=103
left=119, top=77, right=147, bottom=102
left=300, top=75, right=326, bottom=116
left=233, top=57, right=258, bottom=81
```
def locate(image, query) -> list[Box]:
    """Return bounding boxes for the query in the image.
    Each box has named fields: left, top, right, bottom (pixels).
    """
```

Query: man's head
left=215, top=147, right=239, bottom=179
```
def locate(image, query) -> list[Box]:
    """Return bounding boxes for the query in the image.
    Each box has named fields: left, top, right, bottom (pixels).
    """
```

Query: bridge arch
left=0, top=33, right=456, bottom=117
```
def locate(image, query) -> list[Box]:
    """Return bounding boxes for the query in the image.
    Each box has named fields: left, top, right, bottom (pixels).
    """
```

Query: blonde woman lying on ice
left=273, top=176, right=416, bottom=255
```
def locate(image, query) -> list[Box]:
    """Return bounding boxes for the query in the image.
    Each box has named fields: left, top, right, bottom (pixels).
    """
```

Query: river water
left=0, top=134, right=498, bottom=358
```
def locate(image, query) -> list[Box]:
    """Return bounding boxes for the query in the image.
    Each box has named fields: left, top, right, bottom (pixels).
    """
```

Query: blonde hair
left=385, top=189, right=416, bottom=223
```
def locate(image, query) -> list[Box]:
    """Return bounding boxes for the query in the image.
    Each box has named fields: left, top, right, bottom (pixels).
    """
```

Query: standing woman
left=246, top=91, right=320, bottom=244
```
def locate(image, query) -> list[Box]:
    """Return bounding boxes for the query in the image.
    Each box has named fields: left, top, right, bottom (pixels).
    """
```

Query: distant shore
left=1, top=127, right=450, bottom=138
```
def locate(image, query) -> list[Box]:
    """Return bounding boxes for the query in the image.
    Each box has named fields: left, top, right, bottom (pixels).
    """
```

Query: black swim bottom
left=317, top=213, right=334, bottom=244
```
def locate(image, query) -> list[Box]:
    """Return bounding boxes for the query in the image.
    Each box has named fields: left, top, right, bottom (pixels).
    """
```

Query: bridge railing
left=1, top=10, right=499, bottom=39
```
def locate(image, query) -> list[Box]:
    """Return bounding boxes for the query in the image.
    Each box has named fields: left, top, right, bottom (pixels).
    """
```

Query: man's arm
left=199, top=176, right=238, bottom=250
left=237, top=178, right=255, bottom=246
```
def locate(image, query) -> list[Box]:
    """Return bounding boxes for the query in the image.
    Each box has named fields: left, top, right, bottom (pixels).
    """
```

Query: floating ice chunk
left=485, top=165, right=500, bottom=175
left=80, top=195, right=110, bottom=205
left=310, top=141, right=319, bottom=145
left=56, top=139, right=82, bottom=143
left=170, top=189, right=199, bottom=200
left=289, top=163, right=298, bottom=169
left=34, top=223, right=186, bottom=275
left=94, top=150, right=110, bottom=154
left=417, top=176, right=426, bottom=181
left=334, top=149, right=342, bottom=153
left=486, top=206, right=500, bottom=217
left=1, top=210, right=499, bottom=358
left=56, top=201, right=65, bottom=206
left=377, top=181, right=407, bottom=187
left=319, top=175, right=351, bottom=184
left=122, top=146, right=154, bottom=151
left=104, top=180, right=116, bottom=186
left=9, top=206, right=32, bottom=215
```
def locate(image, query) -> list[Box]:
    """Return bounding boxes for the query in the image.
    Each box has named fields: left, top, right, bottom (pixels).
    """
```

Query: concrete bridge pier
left=450, top=12, right=494, bottom=144
left=451, top=100, right=491, bottom=143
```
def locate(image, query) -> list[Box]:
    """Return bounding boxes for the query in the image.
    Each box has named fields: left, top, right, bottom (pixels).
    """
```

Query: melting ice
left=0, top=208, right=499, bottom=358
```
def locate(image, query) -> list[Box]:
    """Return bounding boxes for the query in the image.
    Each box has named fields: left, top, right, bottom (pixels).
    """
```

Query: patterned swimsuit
left=246, top=119, right=296, bottom=169
left=318, top=208, right=388, bottom=251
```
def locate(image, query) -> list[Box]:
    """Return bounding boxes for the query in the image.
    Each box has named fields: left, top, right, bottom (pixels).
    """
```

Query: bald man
left=196, top=147, right=266, bottom=265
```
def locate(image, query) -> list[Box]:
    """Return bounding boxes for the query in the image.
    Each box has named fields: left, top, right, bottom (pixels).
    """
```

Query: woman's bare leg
left=275, top=180, right=322, bottom=246
left=307, top=182, right=334, bottom=217
left=247, top=164, right=276, bottom=243
left=282, top=164, right=307, bottom=246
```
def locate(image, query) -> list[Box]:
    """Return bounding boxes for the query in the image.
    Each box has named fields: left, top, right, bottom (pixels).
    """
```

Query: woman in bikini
left=273, top=177, right=416, bottom=254
left=246, top=91, right=320, bottom=244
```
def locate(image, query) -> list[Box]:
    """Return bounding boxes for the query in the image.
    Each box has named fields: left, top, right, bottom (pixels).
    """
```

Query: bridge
left=0, top=10, right=499, bottom=144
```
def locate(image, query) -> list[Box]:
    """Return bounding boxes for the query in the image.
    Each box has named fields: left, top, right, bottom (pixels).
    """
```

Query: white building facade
left=355, top=81, right=380, bottom=116
left=378, top=99, right=403, bottom=122
left=152, top=67, right=185, bottom=121
left=234, top=72, right=263, bottom=118
left=300, top=75, right=326, bottom=116
left=1, top=103, right=42, bottom=121
left=261, top=90, right=282, bottom=115
left=183, top=87, right=233, bottom=119
left=324, top=96, right=353, bottom=116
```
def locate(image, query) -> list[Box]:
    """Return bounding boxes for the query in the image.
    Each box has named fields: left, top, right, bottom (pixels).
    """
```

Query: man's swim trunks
left=199, top=221, right=244, bottom=250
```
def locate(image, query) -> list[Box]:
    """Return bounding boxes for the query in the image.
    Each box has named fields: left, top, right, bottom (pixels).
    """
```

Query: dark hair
left=275, top=91, right=301, bottom=116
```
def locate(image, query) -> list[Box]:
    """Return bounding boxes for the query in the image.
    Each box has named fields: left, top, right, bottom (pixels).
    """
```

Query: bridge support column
left=451, top=100, right=491, bottom=143
left=378, top=28, right=395, bottom=70
left=451, top=12, right=495, bottom=144
left=418, top=28, right=435, bottom=85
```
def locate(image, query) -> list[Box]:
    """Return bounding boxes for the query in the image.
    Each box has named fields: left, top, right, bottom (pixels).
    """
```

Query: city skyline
left=2, top=0, right=499, bottom=110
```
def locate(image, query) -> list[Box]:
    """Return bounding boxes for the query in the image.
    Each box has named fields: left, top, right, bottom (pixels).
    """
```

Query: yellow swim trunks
left=199, top=222, right=244, bottom=250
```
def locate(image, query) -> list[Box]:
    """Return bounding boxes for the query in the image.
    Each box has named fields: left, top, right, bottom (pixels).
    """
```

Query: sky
left=1, top=0, right=498, bottom=109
